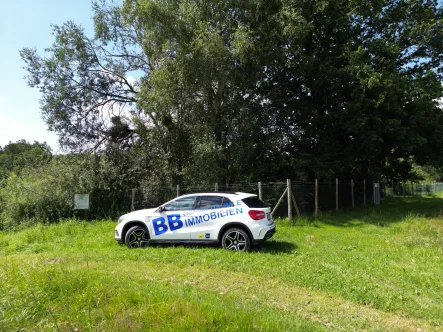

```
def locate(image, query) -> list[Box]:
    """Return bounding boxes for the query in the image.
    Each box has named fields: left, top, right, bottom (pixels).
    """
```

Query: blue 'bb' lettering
left=153, top=217, right=168, bottom=235
left=167, top=214, right=183, bottom=231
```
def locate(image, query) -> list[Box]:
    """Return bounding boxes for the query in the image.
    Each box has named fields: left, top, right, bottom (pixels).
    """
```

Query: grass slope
left=0, top=196, right=442, bottom=331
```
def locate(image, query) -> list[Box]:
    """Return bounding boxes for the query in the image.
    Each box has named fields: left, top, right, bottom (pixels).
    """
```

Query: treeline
left=1, top=140, right=442, bottom=229
left=0, top=141, right=151, bottom=228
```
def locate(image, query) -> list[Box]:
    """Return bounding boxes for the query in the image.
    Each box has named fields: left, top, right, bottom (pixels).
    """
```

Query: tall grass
left=1, top=196, right=442, bottom=331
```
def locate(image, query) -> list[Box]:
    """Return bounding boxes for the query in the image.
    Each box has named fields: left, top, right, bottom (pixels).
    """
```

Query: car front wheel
left=125, top=226, right=150, bottom=249
left=221, top=228, right=251, bottom=252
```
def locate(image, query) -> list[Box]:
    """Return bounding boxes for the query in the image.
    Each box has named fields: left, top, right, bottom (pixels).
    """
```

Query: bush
left=0, top=152, right=141, bottom=230
left=0, top=172, right=73, bottom=230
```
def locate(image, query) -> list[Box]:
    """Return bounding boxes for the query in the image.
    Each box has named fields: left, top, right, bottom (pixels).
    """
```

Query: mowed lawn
left=1, top=196, right=442, bottom=331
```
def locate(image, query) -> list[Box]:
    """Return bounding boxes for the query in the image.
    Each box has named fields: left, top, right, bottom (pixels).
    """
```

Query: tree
left=265, top=0, right=443, bottom=181
left=21, top=0, right=443, bottom=185
left=0, top=140, right=52, bottom=178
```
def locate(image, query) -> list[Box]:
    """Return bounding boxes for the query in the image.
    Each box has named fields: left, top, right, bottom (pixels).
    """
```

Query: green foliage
left=20, top=0, right=443, bottom=185
left=0, top=140, right=52, bottom=180
left=0, top=150, right=157, bottom=230
left=410, top=164, right=443, bottom=182
left=0, top=172, right=72, bottom=230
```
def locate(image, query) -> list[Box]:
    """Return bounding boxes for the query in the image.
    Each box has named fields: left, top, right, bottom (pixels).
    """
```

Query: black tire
left=221, top=228, right=251, bottom=252
left=125, top=226, right=150, bottom=249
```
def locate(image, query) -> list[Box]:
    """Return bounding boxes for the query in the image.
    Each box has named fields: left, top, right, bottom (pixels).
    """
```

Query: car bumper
left=252, top=224, right=276, bottom=244
left=115, top=225, right=123, bottom=242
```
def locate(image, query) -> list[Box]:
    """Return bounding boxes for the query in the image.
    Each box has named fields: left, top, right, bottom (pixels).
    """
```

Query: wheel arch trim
left=217, top=222, right=253, bottom=242
left=121, top=221, right=149, bottom=241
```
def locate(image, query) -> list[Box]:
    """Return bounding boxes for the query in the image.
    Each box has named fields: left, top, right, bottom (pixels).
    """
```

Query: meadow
left=1, top=195, right=442, bottom=331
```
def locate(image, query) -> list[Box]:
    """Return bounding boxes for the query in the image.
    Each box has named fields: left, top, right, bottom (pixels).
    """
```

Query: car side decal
left=152, top=207, right=243, bottom=236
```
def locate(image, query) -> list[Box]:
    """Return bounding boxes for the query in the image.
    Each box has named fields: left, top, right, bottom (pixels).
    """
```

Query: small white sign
left=74, top=194, right=90, bottom=210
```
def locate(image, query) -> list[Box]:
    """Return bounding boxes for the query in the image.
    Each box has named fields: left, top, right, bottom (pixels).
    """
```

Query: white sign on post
left=74, top=194, right=90, bottom=210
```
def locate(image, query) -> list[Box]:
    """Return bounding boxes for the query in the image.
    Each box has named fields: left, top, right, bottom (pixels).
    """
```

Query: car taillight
left=248, top=210, right=266, bottom=220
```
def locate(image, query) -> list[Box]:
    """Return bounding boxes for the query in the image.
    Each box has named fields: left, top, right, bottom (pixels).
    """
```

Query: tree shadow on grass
left=312, top=196, right=443, bottom=228
left=253, top=240, right=297, bottom=254
left=129, top=240, right=297, bottom=254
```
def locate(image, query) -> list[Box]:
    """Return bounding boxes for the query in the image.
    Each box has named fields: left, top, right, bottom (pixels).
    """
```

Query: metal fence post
left=215, top=183, right=218, bottom=192
left=176, top=184, right=180, bottom=197
left=336, top=178, right=339, bottom=211
left=363, top=179, right=366, bottom=206
left=131, top=188, right=136, bottom=211
left=315, top=179, right=319, bottom=218
left=258, top=181, right=262, bottom=200
left=287, top=179, right=292, bottom=222
left=351, top=179, right=354, bottom=208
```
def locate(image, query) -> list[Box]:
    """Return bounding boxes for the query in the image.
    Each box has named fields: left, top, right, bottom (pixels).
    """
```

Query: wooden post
left=131, top=188, right=136, bottom=211
left=351, top=179, right=354, bottom=208
left=271, top=187, right=288, bottom=216
left=287, top=179, right=292, bottom=222
left=258, top=181, right=262, bottom=200
left=336, top=178, right=339, bottom=211
left=315, top=179, right=319, bottom=218
left=363, top=179, right=366, bottom=206
left=176, top=184, right=180, bottom=197
left=215, top=183, right=218, bottom=192
left=290, top=190, right=301, bottom=218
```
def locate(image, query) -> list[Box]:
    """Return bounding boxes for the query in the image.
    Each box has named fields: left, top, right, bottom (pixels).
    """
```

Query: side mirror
left=157, top=206, right=165, bottom=213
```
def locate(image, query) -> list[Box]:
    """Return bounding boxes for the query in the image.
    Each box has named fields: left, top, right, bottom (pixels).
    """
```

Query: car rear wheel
left=125, top=226, right=150, bottom=249
left=221, top=228, right=251, bottom=252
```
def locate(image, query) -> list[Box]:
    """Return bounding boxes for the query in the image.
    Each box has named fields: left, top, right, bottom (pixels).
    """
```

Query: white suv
left=115, top=192, right=276, bottom=251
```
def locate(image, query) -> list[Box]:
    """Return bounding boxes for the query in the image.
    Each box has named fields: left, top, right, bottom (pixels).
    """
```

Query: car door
left=189, top=195, right=234, bottom=240
left=147, top=196, right=197, bottom=241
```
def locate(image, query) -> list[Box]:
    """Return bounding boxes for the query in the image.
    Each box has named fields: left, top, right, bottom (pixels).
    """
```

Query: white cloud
left=0, top=111, right=17, bottom=129
left=0, top=111, right=59, bottom=151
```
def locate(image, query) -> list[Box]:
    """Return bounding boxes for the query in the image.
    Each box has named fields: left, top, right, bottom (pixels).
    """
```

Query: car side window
left=222, top=197, right=234, bottom=208
left=195, top=196, right=224, bottom=210
left=163, top=196, right=197, bottom=211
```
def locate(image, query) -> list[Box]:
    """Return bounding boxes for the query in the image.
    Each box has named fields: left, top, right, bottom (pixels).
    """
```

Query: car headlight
left=118, top=216, right=124, bottom=224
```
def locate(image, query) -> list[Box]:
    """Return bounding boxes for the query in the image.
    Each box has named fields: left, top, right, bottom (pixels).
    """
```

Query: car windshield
left=163, top=196, right=197, bottom=211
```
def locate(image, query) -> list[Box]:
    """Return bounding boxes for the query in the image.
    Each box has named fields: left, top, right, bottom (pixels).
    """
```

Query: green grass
left=1, top=196, right=443, bottom=331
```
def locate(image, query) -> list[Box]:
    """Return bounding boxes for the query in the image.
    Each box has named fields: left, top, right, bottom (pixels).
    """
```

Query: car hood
left=122, top=208, right=158, bottom=220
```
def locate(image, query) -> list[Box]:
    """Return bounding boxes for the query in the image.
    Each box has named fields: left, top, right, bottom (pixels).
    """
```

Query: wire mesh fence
left=128, top=179, right=376, bottom=218
left=72, top=180, right=442, bottom=221
left=382, top=182, right=443, bottom=197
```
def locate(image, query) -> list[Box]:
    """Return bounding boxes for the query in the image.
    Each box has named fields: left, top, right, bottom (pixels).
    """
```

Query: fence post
left=351, top=179, right=354, bottom=208
left=290, top=188, right=301, bottom=218
left=215, top=183, right=218, bottom=192
left=315, top=179, right=319, bottom=218
left=336, top=178, right=339, bottom=211
left=258, top=181, right=262, bottom=200
left=131, top=188, right=136, bottom=211
left=176, top=184, right=180, bottom=197
left=287, top=179, right=292, bottom=222
left=271, top=186, right=288, bottom=217
left=363, top=179, right=366, bottom=206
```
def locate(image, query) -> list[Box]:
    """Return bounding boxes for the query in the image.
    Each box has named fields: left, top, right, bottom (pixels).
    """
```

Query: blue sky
left=0, top=0, right=95, bottom=151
